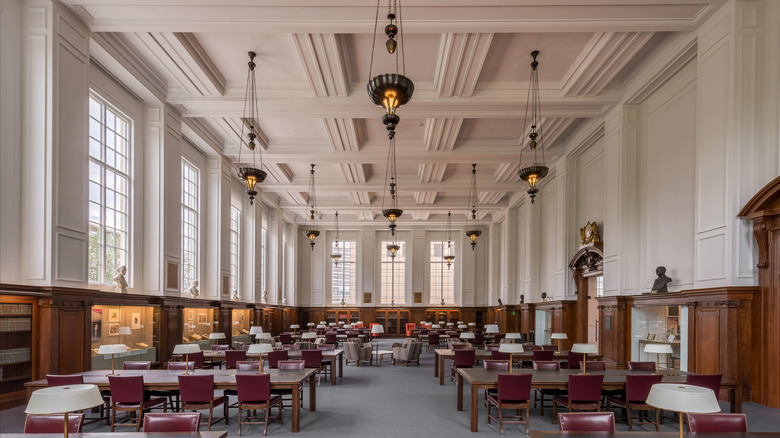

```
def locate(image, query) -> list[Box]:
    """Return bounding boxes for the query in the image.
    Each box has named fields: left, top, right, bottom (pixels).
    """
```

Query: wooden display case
left=90, top=304, right=160, bottom=370
left=375, top=309, right=409, bottom=335
left=0, top=297, right=35, bottom=408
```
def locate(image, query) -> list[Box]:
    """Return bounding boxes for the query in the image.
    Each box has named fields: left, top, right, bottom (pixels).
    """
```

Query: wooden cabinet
left=375, top=310, right=409, bottom=335
left=425, top=309, right=460, bottom=325
left=325, top=309, right=360, bottom=325
left=0, top=296, right=37, bottom=409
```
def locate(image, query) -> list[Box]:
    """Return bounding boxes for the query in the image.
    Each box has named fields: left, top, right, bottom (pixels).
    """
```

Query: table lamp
left=319, top=321, right=326, bottom=325
left=420, top=321, right=426, bottom=325
left=209, top=332, right=226, bottom=347
left=172, top=343, right=201, bottom=375
left=460, top=331, right=475, bottom=349
left=344, top=324, right=353, bottom=330
left=247, top=343, right=274, bottom=373
left=438, top=320, right=445, bottom=325
left=97, top=344, right=128, bottom=376
left=301, top=332, right=317, bottom=349
left=458, top=324, right=468, bottom=330
left=371, top=324, right=384, bottom=365
left=431, top=324, right=441, bottom=329
left=571, top=343, right=598, bottom=374
left=329, top=322, right=337, bottom=327
left=290, top=324, right=300, bottom=334
left=499, top=343, right=524, bottom=374
left=551, top=333, right=568, bottom=353
left=467, top=322, right=476, bottom=331
left=307, top=322, right=315, bottom=328
left=484, top=324, right=499, bottom=335
left=646, top=383, right=720, bottom=438
left=355, top=321, right=364, bottom=327
left=644, top=343, right=674, bottom=374
left=316, top=324, right=326, bottom=329
left=457, top=321, right=464, bottom=325
left=446, top=322, right=454, bottom=327
left=26, top=384, right=104, bottom=438
left=249, top=326, right=263, bottom=343
left=256, top=332, right=273, bottom=344
left=504, top=332, right=522, bottom=344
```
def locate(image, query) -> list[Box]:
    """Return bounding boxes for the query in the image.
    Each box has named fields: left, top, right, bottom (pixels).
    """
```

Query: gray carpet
left=3, top=338, right=780, bottom=436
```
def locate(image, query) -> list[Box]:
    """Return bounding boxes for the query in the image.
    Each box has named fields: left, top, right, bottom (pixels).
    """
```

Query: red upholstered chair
left=177, top=374, right=229, bottom=430
left=225, top=350, right=247, bottom=369
left=236, top=361, right=261, bottom=371
left=686, top=413, right=747, bottom=433
left=46, top=374, right=110, bottom=425
left=558, top=412, right=615, bottom=432
left=491, top=351, right=511, bottom=361
left=533, top=350, right=554, bottom=361
left=482, top=360, right=511, bottom=405
left=280, top=333, right=293, bottom=345
left=541, top=344, right=557, bottom=351
left=567, top=351, right=584, bottom=369
left=532, top=361, right=561, bottom=415
left=492, top=334, right=505, bottom=344
left=533, top=361, right=560, bottom=371
left=301, top=349, right=323, bottom=386
left=45, top=374, right=84, bottom=386
left=167, top=361, right=194, bottom=371
left=486, top=373, right=533, bottom=435
left=273, top=360, right=306, bottom=409
left=522, top=343, right=535, bottom=352
left=108, top=375, right=167, bottom=431
left=123, top=361, right=151, bottom=370
left=686, top=373, right=722, bottom=398
left=471, top=334, right=485, bottom=349
left=581, top=361, right=607, bottom=370
left=325, top=333, right=337, bottom=344
left=24, top=414, right=85, bottom=434
left=282, top=344, right=300, bottom=351
left=552, top=374, right=605, bottom=424
left=142, top=413, right=201, bottom=432
left=427, top=333, right=440, bottom=353
left=405, top=322, right=416, bottom=337
left=627, top=361, right=655, bottom=371
left=606, top=373, right=663, bottom=430
left=235, top=374, right=282, bottom=436
left=316, top=344, right=334, bottom=380
left=268, top=350, right=289, bottom=369
left=187, top=351, right=205, bottom=369
left=450, top=349, right=476, bottom=382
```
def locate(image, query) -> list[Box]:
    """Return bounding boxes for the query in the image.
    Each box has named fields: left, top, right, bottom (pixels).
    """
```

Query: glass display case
left=631, top=304, right=687, bottom=370
left=90, top=305, right=160, bottom=370
left=534, top=309, right=552, bottom=345
left=231, top=309, right=252, bottom=346
left=181, top=307, right=219, bottom=349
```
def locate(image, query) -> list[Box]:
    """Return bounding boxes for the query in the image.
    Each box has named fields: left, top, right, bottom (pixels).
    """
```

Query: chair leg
left=207, top=403, right=213, bottom=431
left=627, top=407, right=633, bottom=431
left=264, top=404, right=269, bottom=436
left=498, top=404, right=504, bottom=435
left=134, top=408, right=141, bottom=432
left=525, top=405, right=529, bottom=435
left=224, top=401, right=229, bottom=425
left=552, top=402, right=557, bottom=425
left=238, top=406, right=243, bottom=436
left=110, top=404, right=116, bottom=432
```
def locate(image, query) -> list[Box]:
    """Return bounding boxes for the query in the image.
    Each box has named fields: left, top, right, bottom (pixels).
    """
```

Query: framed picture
left=647, top=333, right=656, bottom=340
left=363, top=292, right=372, bottom=304
left=197, top=312, right=208, bottom=324
left=187, top=309, right=194, bottom=321
left=108, top=323, right=120, bottom=336
left=91, top=321, right=102, bottom=340
left=166, top=262, right=179, bottom=290
left=131, top=312, right=141, bottom=329
left=668, top=334, right=676, bottom=342
left=222, top=274, right=230, bottom=298
left=413, top=292, right=423, bottom=304
left=91, top=308, right=102, bottom=322
left=107, top=308, right=120, bottom=323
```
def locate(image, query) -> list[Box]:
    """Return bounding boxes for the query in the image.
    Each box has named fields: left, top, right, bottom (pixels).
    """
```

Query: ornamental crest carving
left=579, top=221, right=601, bottom=246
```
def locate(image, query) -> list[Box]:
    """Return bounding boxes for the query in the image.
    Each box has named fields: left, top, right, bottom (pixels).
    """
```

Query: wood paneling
left=596, top=296, right=629, bottom=369
left=695, top=310, right=719, bottom=374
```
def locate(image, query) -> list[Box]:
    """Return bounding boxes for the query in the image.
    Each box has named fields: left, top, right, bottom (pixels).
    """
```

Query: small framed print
left=667, top=334, right=676, bottom=342
left=166, top=262, right=179, bottom=290
left=413, top=292, right=423, bottom=304
left=108, top=323, right=120, bottom=336
left=107, top=308, right=120, bottom=323
left=187, top=309, right=194, bottom=321
left=91, top=321, right=102, bottom=340
left=363, top=292, right=372, bottom=304
left=197, top=312, right=208, bottom=324
left=222, top=274, right=230, bottom=298
left=131, top=312, right=141, bottom=329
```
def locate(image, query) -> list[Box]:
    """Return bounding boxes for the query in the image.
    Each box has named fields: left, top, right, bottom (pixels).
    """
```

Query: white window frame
left=229, top=206, right=240, bottom=294
left=430, top=241, right=455, bottom=305
left=260, top=227, right=267, bottom=299
left=380, top=241, right=405, bottom=305
left=331, top=241, right=357, bottom=304
left=180, top=159, right=200, bottom=291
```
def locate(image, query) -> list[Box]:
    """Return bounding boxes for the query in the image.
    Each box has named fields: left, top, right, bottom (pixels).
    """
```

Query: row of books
left=0, top=347, right=31, bottom=365
left=0, top=304, right=31, bottom=316
left=0, top=317, right=32, bottom=332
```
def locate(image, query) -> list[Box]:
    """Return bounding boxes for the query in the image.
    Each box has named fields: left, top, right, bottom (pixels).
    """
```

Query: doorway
left=586, top=276, right=603, bottom=344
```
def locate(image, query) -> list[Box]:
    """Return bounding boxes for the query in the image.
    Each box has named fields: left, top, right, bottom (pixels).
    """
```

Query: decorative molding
left=434, top=33, right=493, bottom=97
left=413, top=192, right=437, bottom=205
left=411, top=211, right=431, bottom=221
left=493, top=163, right=519, bottom=184
left=292, top=33, right=348, bottom=97
left=417, top=163, right=447, bottom=183
left=89, top=32, right=168, bottom=101
left=423, top=118, right=463, bottom=151
left=338, top=163, right=369, bottom=184
left=349, top=192, right=372, bottom=206
left=323, top=118, right=360, bottom=151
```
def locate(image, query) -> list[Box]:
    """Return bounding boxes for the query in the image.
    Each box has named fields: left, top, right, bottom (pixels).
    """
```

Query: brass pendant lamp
left=331, top=211, right=341, bottom=266
left=302, top=164, right=320, bottom=250
left=517, top=50, right=549, bottom=204
left=234, top=51, right=267, bottom=205
left=465, top=164, right=482, bottom=250
left=443, top=211, right=455, bottom=268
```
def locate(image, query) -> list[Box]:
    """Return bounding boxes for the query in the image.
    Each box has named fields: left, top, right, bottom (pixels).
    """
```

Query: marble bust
left=651, top=266, right=672, bottom=293
left=188, top=281, right=199, bottom=298
left=113, top=265, right=128, bottom=293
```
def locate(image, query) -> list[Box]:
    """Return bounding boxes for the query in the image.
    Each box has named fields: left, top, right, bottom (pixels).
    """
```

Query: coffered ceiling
left=64, top=0, right=725, bottom=227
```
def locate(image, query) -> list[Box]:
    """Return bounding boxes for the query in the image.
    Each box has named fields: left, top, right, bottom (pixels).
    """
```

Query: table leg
left=470, top=383, right=479, bottom=432
left=434, top=351, right=439, bottom=378
left=730, top=385, right=742, bottom=413
left=309, top=375, right=316, bottom=412
left=331, top=359, right=337, bottom=385
left=339, top=353, right=343, bottom=377
left=457, top=372, right=463, bottom=411
left=292, top=384, right=300, bottom=433
left=440, top=356, right=446, bottom=385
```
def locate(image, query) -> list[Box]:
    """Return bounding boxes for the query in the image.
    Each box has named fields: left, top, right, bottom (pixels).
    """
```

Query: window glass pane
left=181, top=159, right=200, bottom=291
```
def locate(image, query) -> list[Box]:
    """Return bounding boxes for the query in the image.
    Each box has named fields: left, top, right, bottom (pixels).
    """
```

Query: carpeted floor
left=2, top=337, right=779, bottom=436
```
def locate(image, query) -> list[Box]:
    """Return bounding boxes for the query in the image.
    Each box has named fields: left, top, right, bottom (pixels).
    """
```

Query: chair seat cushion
left=115, top=397, right=166, bottom=410
left=486, top=394, right=529, bottom=407
left=240, top=395, right=283, bottom=409
left=553, top=395, right=600, bottom=409
left=184, top=396, right=229, bottom=409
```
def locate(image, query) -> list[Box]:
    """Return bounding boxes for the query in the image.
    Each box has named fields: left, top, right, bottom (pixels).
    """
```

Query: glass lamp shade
left=307, top=323, right=315, bottom=327
left=431, top=324, right=441, bottom=329
left=571, top=343, right=598, bottom=354
left=249, top=326, right=263, bottom=335
left=646, top=383, right=720, bottom=413
left=458, top=324, right=468, bottom=329
left=235, top=167, right=267, bottom=204
left=420, top=321, right=427, bottom=325
left=172, top=344, right=201, bottom=354
left=97, top=344, right=128, bottom=355
left=356, top=321, right=364, bottom=325
left=498, top=343, right=524, bottom=354
left=504, top=333, right=523, bottom=341
left=208, top=333, right=226, bottom=340
left=517, top=165, right=549, bottom=203
left=367, top=74, right=414, bottom=116
left=319, top=321, right=326, bottom=325
left=247, top=344, right=274, bottom=354
left=484, top=324, right=500, bottom=334
left=316, top=324, right=326, bottom=329
left=457, top=321, right=464, bottom=325
left=343, top=324, right=353, bottom=329
left=468, top=322, right=476, bottom=327
left=465, top=230, right=482, bottom=243
left=301, top=332, right=318, bottom=340
left=443, top=254, right=455, bottom=265
left=644, top=343, right=674, bottom=354
left=26, top=384, right=104, bottom=414
left=303, top=229, right=320, bottom=242
left=446, top=322, right=454, bottom=327
left=551, top=333, right=568, bottom=340
left=371, top=325, right=385, bottom=334
left=328, top=323, right=337, bottom=327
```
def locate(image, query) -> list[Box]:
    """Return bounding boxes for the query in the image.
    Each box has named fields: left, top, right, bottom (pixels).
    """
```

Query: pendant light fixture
left=234, top=51, right=267, bottom=205
left=517, top=50, right=549, bottom=204
left=381, top=138, right=402, bottom=236
left=465, top=164, right=482, bottom=250
left=443, top=211, right=455, bottom=269
left=331, top=211, right=341, bottom=266
left=302, top=164, right=320, bottom=250
left=387, top=236, right=400, bottom=307
left=367, top=0, right=414, bottom=140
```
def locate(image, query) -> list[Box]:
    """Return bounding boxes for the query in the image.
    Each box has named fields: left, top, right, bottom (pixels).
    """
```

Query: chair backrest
left=472, top=334, right=484, bottom=344
left=522, top=344, right=535, bottom=352
left=280, top=333, right=293, bottom=344
left=282, top=344, right=300, bottom=351
left=317, top=343, right=336, bottom=351
left=567, top=351, right=584, bottom=369
left=568, top=374, right=604, bottom=402
left=451, top=342, right=468, bottom=350
left=301, top=349, right=323, bottom=368
left=46, top=374, right=84, bottom=386
left=533, top=350, right=554, bottom=361
left=24, top=414, right=85, bottom=434
left=687, top=413, right=747, bottom=433
left=428, top=333, right=440, bottom=345
left=109, top=375, right=145, bottom=404
left=325, top=333, right=337, bottom=343
left=347, top=332, right=358, bottom=338
left=533, top=360, right=561, bottom=371
left=581, top=361, right=606, bottom=370
left=236, top=361, right=261, bottom=371
left=493, top=334, right=505, bottom=343
left=491, top=351, right=511, bottom=361
left=483, top=360, right=510, bottom=371
left=142, top=413, right=201, bottom=432
left=278, top=360, right=306, bottom=370
left=168, top=361, right=194, bottom=371
left=177, top=374, right=215, bottom=403
left=624, top=374, right=663, bottom=402
left=497, top=373, right=532, bottom=402
left=241, top=344, right=251, bottom=351
left=558, top=412, right=615, bottom=432
left=188, top=351, right=204, bottom=369
left=541, top=344, right=557, bottom=351
left=627, top=361, right=655, bottom=371
left=267, top=350, right=288, bottom=368
left=453, top=349, right=476, bottom=368
left=236, top=373, right=271, bottom=403
left=122, top=361, right=152, bottom=370
left=686, top=373, right=722, bottom=397
left=225, top=350, right=247, bottom=369
left=484, top=343, right=499, bottom=352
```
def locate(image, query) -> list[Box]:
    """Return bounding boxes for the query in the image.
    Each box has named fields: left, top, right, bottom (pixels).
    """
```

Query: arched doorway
left=568, top=243, right=603, bottom=344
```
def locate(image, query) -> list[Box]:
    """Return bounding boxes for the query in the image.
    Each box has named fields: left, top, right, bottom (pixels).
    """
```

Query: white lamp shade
left=484, top=324, right=499, bottom=334
left=256, top=333, right=273, bottom=340
left=371, top=325, right=384, bottom=334
left=431, top=324, right=441, bottom=329
left=571, top=343, right=598, bottom=354
left=247, top=344, right=275, bottom=354
left=329, top=323, right=337, bottom=327
left=97, top=344, right=128, bottom=355
left=26, top=384, right=104, bottom=414
left=307, top=323, right=315, bottom=327
left=459, top=332, right=475, bottom=340
left=316, top=324, right=326, bottom=329
left=319, top=321, right=326, bottom=325
left=420, top=321, right=426, bottom=324
left=208, top=332, right=226, bottom=340
left=356, top=321, right=363, bottom=325
left=173, top=344, right=201, bottom=354
left=458, top=324, right=468, bottom=329
left=504, top=333, right=523, bottom=340
left=118, top=326, right=132, bottom=335
left=468, top=322, right=476, bottom=326
left=644, top=343, right=674, bottom=354
left=290, top=324, right=300, bottom=329
left=646, top=383, right=721, bottom=413
left=498, top=344, right=525, bottom=353
left=438, top=321, right=445, bottom=324
left=301, top=332, right=318, bottom=339
left=551, top=333, right=568, bottom=340
left=446, top=322, right=454, bottom=327
left=343, top=324, right=353, bottom=329
left=457, top=321, right=464, bottom=324
left=249, top=326, right=263, bottom=335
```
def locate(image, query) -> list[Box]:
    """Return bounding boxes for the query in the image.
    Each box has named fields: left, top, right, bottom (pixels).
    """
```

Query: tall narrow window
left=260, top=227, right=267, bottom=299
left=181, top=159, right=199, bottom=291
left=596, top=276, right=604, bottom=297
left=332, top=241, right=356, bottom=304
left=380, top=241, right=405, bottom=304
left=430, top=241, right=455, bottom=304
left=229, top=207, right=240, bottom=294
left=281, top=231, right=287, bottom=302
left=88, top=94, right=131, bottom=285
